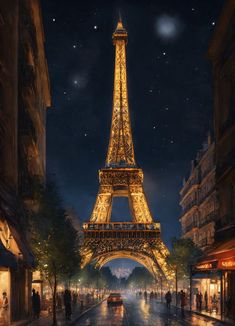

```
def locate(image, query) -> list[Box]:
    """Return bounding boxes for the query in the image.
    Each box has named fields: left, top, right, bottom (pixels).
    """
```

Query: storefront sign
left=218, top=257, right=235, bottom=269
left=195, top=261, right=218, bottom=270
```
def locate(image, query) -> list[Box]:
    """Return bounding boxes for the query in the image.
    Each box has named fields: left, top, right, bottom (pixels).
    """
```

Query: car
left=107, top=292, right=123, bottom=305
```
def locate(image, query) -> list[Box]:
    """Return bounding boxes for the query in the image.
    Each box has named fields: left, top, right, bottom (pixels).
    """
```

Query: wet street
left=77, top=294, right=224, bottom=326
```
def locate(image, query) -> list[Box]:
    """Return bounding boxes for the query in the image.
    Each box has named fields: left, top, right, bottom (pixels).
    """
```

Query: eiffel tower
left=82, top=18, right=174, bottom=282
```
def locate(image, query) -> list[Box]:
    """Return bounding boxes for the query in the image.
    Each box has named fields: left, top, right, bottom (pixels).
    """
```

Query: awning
left=0, top=239, right=17, bottom=269
left=194, top=239, right=235, bottom=271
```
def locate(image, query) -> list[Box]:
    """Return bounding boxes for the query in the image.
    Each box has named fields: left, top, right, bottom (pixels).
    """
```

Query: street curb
left=69, top=298, right=106, bottom=325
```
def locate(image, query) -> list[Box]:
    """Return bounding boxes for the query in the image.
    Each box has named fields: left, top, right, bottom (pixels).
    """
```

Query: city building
left=179, top=135, right=217, bottom=250
left=191, top=1, right=235, bottom=322
left=0, top=0, right=50, bottom=323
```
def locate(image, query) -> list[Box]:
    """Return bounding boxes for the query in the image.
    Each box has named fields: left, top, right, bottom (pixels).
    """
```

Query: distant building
left=179, top=134, right=217, bottom=250
left=0, top=0, right=50, bottom=323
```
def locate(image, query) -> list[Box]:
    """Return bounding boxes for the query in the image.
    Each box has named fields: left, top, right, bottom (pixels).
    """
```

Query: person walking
left=180, top=290, right=186, bottom=317
left=63, top=289, right=72, bottom=320
left=204, top=291, right=208, bottom=311
left=198, top=292, right=203, bottom=311
left=165, top=291, right=172, bottom=310
left=31, top=289, right=37, bottom=319
left=35, top=291, right=41, bottom=318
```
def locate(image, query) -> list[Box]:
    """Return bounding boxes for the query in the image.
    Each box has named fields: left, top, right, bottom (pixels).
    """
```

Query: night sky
left=41, top=0, right=224, bottom=274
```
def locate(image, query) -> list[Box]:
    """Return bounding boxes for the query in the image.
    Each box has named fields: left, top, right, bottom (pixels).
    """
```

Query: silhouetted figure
left=63, top=289, right=72, bottom=320
left=34, top=292, right=41, bottom=318
left=144, top=291, right=147, bottom=300
left=204, top=291, right=208, bottom=311
left=31, top=289, right=37, bottom=318
left=198, top=292, right=202, bottom=311
left=165, top=291, right=172, bottom=309
left=180, top=290, right=186, bottom=317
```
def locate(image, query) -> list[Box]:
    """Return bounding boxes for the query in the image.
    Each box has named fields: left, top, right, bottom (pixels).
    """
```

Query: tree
left=29, top=182, right=80, bottom=325
left=166, top=237, right=202, bottom=306
left=167, top=237, right=202, bottom=278
left=127, top=267, right=154, bottom=289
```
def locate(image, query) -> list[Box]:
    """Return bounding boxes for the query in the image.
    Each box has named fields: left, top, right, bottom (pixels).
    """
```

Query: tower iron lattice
left=81, top=18, right=174, bottom=283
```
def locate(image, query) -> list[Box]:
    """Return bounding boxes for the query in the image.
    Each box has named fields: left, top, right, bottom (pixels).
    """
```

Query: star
left=52, top=18, right=56, bottom=22
left=153, top=126, right=157, bottom=130
left=212, top=21, right=216, bottom=26
left=74, top=80, right=78, bottom=85
left=192, top=8, right=195, bottom=11
left=163, top=52, right=166, bottom=56
left=170, top=140, right=174, bottom=144
left=149, top=89, right=153, bottom=93
left=84, top=133, right=88, bottom=137
left=73, top=45, right=77, bottom=49
left=94, top=25, right=98, bottom=30
left=63, top=91, right=67, bottom=95
left=165, top=107, right=169, bottom=111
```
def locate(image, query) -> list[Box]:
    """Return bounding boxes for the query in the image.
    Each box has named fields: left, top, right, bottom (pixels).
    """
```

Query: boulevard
left=77, top=294, right=224, bottom=326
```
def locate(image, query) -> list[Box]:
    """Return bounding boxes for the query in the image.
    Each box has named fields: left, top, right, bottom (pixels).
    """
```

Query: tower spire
left=106, top=15, right=135, bottom=167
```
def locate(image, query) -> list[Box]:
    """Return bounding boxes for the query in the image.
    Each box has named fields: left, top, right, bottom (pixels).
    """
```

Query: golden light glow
left=81, top=19, right=174, bottom=283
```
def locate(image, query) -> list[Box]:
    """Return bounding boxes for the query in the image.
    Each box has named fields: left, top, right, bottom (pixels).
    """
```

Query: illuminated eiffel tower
left=82, top=18, right=174, bottom=282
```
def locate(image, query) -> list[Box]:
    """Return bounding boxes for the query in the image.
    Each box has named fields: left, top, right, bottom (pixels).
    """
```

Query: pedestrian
left=165, top=291, right=172, bottom=310
left=63, top=289, right=72, bottom=320
left=72, top=291, right=78, bottom=308
left=204, top=291, right=208, bottom=311
left=196, top=292, right=199, bottom=310
left=1, top=292, right=9, bottom=323
left=180, top=290, right=186, bottom=317
left=31, top=289, right=37, bottom=318
left=144, top=290, right=147, bottom=300
left=35, top=291, right=41, bottom=318
left=198, top=292, right=202, bottom=311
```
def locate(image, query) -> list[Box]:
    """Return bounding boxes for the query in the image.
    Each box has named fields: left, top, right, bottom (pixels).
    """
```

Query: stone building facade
left=179, top=135, right=218, bottom=250
left=207, top=0, right=235, bottom=242
left=0, top=0, right=50, bottom=323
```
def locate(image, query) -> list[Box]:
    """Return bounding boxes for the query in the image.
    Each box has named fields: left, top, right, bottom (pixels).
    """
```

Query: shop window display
left=192, top=273, right=221, bottom=317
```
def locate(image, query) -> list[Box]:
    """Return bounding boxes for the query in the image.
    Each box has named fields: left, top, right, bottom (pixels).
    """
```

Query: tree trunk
left=52, top=273, right=57, bottom=325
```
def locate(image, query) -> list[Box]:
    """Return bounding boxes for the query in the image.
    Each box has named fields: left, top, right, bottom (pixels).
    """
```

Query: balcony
left=183, top=222, right=197, bottom=234
left=198, top=211, right=217, bottom=228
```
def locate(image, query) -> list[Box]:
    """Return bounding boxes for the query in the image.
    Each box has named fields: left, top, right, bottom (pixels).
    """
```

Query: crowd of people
left=31, top=288, right=101, bottom=321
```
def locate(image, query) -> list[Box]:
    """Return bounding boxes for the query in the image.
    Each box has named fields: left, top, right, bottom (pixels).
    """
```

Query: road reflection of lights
left=140, top=299, right=150, bottom=318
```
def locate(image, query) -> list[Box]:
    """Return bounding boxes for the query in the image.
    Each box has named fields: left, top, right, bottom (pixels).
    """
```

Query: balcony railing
left=198, top=211, right=217, bottom=228
left=83, top=222, right=160, bottom=231
left=83, top=222, right=161, bottom=240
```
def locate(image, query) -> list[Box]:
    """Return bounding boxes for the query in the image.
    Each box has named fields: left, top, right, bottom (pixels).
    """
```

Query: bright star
left=73, top=45, right=77, bottom=48
left=52, top=18, right=56, bottom=22
left=212, top=21, right=215, bottom=26
left=94, top=25, right=98, bottom=30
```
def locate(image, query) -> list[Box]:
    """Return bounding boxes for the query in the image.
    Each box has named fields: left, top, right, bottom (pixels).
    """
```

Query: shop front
left=191, top=240, right=235, bottom=323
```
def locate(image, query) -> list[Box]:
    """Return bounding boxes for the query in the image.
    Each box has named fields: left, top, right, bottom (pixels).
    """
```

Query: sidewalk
left=168, top=303, right=234, bottom=326
left=25, top=298, right=104, bottom=326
